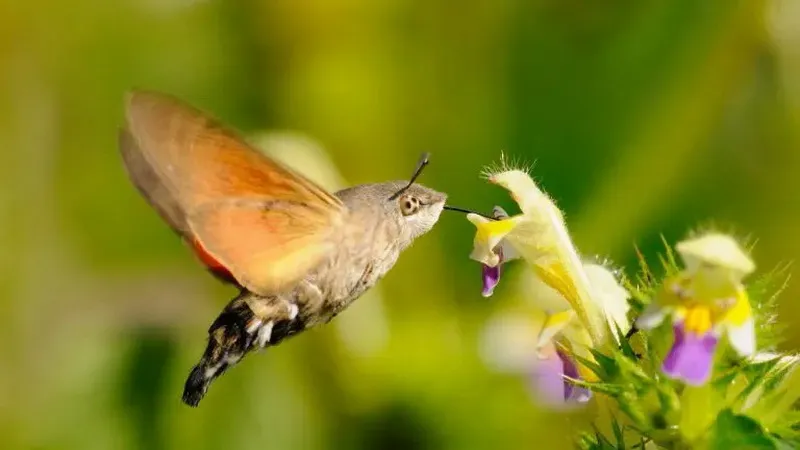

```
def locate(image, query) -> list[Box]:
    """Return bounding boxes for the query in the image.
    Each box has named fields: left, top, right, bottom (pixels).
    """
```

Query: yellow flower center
left=683, top=306, right=712, bottom=335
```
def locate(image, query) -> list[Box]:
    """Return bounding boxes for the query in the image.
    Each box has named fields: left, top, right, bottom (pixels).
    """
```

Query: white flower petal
left=583, top=262, right=631, bottom=336
left=727, top=317, right=756, bottom=357
left=635, top=303, right=668, bottom=330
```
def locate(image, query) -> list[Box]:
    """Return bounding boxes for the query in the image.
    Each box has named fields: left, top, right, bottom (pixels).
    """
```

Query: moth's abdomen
left=182, top=291, right=307, bottom=407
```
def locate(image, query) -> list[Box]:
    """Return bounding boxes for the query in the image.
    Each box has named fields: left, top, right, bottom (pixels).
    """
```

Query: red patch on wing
left=188, top=237, right=238, bottom=285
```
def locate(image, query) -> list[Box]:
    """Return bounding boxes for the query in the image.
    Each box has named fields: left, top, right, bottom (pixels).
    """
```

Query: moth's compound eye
left=399, top=194, right=420, bottom=216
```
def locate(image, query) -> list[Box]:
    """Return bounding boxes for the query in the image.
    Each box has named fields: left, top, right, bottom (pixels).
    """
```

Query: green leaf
left=626, top=245, right=655, bottom=313
left=579, top=428, right=620, bottom=450
left=747, top=264, right=791, bottom=349
left=566, top=377, right=624, bottom=397
left=614, top=352, right=652, bottom=386
left=590, top=349, right=621, bottom=380
left=658, top=235, right=680, bottom=275
left=616, top=391, right=650, bottom=431
left=723, top=357, right=783, bottom=411
left=611, top=417, right=625, bottom=447
left=572, top=352, right=609, bottom=380
left=679, top=385, right=717, bottom=442
left=615, top=323, right=639, bottom=361
left=748, top=358, right=800, bottom=428
left=654, top=383, right=680, bottom=419
left=633, top=244, right=654, bottom=286
left=707, top=409, right=777, bottom=450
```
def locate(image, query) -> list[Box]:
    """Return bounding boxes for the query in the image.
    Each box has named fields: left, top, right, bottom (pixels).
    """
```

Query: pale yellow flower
left=467, top=168, right=626, bottom=345
left=635, top=233, right=756, bottom=385
left=469, top=166, right=631, bottom=406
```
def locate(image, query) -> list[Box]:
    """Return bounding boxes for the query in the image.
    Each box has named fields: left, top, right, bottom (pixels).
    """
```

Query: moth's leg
left=242, top=280, right=323, bottom=345
left=243, top=294, right=301, bottom=348
left=248, top=286, right=324, bottom=349
left=294, top=280, right=325, bottom=320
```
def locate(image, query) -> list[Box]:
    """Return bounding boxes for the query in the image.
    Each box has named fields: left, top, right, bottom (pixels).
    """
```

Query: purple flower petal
left=530, top=350, right=567, bottom=405
left=662, top=324, right=718, bottom=386
left=559, top=349, right=591, bottom=403
left=481, top=264, right=501, bottom=297
left=530, top=348, right=591, bottom=406
left=481, top=244, right=507, bottom=297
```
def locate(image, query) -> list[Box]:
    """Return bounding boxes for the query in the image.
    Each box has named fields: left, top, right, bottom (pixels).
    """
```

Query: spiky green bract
left=574, top=243, right=799, bottom=449
left=747, top=263, right=791, bottom=351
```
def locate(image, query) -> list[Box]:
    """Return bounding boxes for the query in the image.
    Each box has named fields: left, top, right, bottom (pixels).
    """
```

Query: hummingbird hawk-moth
left=118, top=90, right=461, bottom=406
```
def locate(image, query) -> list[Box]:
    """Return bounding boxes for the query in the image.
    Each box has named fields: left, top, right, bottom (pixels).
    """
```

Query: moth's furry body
left=183, top=182, right=446, bottom=406
left=117, top=90, right=447, bottom=407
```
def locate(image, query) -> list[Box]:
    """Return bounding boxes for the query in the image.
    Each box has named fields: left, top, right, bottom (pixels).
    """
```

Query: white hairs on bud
left=480, top=151, right=535, bottom=181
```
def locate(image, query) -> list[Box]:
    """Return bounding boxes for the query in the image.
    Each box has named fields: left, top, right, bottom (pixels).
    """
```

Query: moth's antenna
left=389, top=152, right=431, bottom=200
left=388, top=153, right=497, bottom=221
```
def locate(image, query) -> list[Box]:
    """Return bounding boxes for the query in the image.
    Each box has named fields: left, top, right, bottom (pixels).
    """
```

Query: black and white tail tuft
left=182, top=292, right=306, bottom=407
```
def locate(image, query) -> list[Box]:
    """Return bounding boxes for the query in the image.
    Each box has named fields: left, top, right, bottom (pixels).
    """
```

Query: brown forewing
left=119, top=90, right=345, bottom=296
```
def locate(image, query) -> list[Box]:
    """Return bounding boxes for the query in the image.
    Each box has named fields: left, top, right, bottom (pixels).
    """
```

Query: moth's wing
left=188, top=198, right=343, bottom=294
left=120, top=90, right=345, bottom=295
left=120, top=128, right=239, bottom=284
left=119, top=127, right=189, bottom=234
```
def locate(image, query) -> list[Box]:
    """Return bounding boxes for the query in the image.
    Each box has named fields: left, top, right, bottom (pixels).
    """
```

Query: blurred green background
left=1, top=0, right=799, bottom=449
